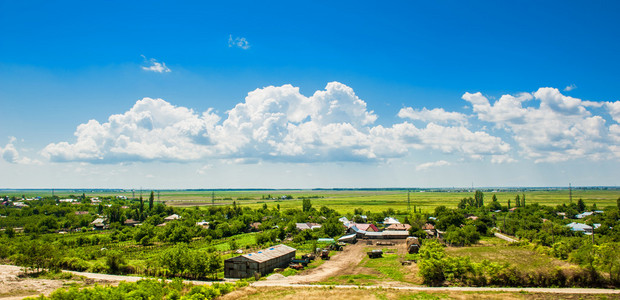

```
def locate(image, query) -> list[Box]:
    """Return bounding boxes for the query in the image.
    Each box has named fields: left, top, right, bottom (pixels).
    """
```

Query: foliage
left=25, top=278, right=245, bottom=300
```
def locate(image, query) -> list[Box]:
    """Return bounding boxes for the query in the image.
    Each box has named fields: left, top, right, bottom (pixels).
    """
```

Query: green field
left=3, top=188, right=618, bottom=214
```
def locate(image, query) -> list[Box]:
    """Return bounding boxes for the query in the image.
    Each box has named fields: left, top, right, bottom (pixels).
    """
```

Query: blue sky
left=0, top=1, right=619, bottom=188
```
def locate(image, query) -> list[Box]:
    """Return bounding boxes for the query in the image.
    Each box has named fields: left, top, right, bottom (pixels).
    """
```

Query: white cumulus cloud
left=564, top=84, right=577, bottom=91
left=40, top=82, right=512, bottom=164
left=605, top=101, right=620, bottom=123
left=1, top=137, right=38, bottom=164
left=397, top=107, right=467, bottom=124
left=141, top=55, right=171, bottom=73
left=463, top=87, right=618, bottom=162
left=416, top=160, right=450, bottom=171
left=228, top=35, right=250, bottom=50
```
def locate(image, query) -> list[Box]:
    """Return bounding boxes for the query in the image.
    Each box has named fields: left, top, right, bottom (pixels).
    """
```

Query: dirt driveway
left=256, top=242, right=367, bottom=286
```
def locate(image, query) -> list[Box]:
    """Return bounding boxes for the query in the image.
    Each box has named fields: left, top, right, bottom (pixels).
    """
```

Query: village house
left=124, top=219, right=141, bottom=227
left=196, top=221, right=210, bottom=228
left=385, top=223, right=411, bottom=231
left=90, top=218, right=106, bottom=230
left=566, top=222, right=593, bottom=234
left=295, top=222, right=321, bottom=230
left=383, top=217, right=401, bottom=225
left=164, top=214, right=181, bottom=221
left=249, top=222, right=261, bottom=231
left=344, top=222, right=378, bottom=232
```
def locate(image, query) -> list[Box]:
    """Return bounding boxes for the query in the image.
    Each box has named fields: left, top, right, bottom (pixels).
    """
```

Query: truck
left=406, top=237, right=421, bottom=254
left=367, top=249, right=383, bottom=258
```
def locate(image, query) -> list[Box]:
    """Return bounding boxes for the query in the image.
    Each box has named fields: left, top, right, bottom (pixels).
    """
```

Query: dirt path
left=3, top=263, right=620, bottom=297
left=0, top=264, right=106, bottom=300
left=256, top=243, right=367, bottom=285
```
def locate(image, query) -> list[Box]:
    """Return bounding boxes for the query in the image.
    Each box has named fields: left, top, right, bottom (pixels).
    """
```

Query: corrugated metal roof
left=365, top=231, right=409, bottom=237
left=338, top=234, right=356, bottom=241
left=238, top=244, right=296, bottom=263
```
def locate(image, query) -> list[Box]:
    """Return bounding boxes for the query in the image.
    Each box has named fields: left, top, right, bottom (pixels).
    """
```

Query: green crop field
left=3, top=188, right=618, bottom=214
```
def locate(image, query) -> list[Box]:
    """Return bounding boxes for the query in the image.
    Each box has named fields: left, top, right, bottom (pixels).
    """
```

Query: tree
left=206, top=252, right=222, bottom=279
left=5, top=226, right=15, bottom=238
left=105, top=250, right=126, bottom=274
left=522, top=194, right=526, bottom=207
left=515, top=195, right=521, bottom=207
left=149, top=191, right=155, bottom=211
left=492, top=194, right=498, bottom=202
left=107, top=204, right=125, bottom=224
left=139, top=196, right=144, bottom=217
left=508, top=199, right=511, bottom=209
left=134, top=224, right=156, bottom=245
left=15, top=240, right=58, bottom=273
left=474, top=190, right=484, bottom=208
left=577, top=198, right=586, bottom=213
left=302, top=199, right=312, bottom=212
left=617, top=197, right=620, bottom=209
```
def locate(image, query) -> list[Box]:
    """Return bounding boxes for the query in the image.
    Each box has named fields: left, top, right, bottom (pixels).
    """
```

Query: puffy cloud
left=41, top=82, right=511, bottom=164
left=228, top=35, right=250, bottom=50
left=463, top=88, right=618, bottom=162
left=605, top=101, right=620, bottom=123
left=564, top=84, right=577, bottom=91
left=141, top=55, right=171, bottom=73
left=1, top=137, right=38, bottom=164
left=43, top=98, right=221, bottom=162
left=397, top=107, right=467, bottom=124
left=416, top=160, right=450, bottom=171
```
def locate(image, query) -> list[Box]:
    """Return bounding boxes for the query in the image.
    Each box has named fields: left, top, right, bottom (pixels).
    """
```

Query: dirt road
left=280, top=242, right=367, bottom=284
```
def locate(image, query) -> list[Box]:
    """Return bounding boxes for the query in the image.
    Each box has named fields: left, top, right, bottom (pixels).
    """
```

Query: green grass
left=211, top=232, right=258, bottom=251
left=446, top=237, right=574, bottom=272
left=360, top=253, right=407, bottom=282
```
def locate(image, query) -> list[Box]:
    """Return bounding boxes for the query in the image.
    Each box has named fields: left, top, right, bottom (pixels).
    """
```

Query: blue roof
left=566, top=222, right=592, bottom=231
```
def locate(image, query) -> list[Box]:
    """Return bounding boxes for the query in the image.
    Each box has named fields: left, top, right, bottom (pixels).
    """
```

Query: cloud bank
left=463, top=87, right=620, bottom=162
left=40, top=82, right=514, bottom=164
left=12, top=82, right=615, bottom=166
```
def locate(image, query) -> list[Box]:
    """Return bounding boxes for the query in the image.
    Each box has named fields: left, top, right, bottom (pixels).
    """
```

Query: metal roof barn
left=224, top=244, right=296, bottom=278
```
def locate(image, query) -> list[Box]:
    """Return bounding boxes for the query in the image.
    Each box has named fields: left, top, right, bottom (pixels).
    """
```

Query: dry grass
left=219, top=286, right=614, bottom=300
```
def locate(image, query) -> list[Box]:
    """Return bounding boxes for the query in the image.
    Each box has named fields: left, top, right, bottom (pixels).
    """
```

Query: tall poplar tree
left=149, top=191, right=155, bottom=211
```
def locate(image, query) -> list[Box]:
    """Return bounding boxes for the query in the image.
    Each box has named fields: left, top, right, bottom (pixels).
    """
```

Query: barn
left=224, top=244, right=296, bottom=278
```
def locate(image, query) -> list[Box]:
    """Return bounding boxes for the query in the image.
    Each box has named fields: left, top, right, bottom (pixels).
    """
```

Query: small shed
left=224, top=244, right=296, bottom=278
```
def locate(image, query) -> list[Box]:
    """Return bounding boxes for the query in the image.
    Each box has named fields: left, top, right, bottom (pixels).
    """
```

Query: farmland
left=4, top=188, right=618, bottom=213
